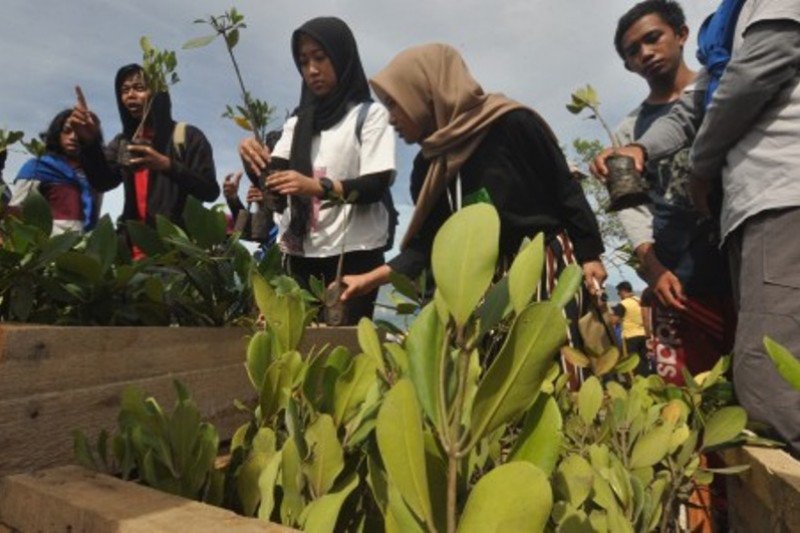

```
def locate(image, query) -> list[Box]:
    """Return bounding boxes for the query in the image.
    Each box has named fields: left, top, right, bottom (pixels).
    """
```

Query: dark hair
left=43, top=109, right=103, bottom=158
left=616, top=281, right=633, bottom=293
left=614, top=0, right=686, bottom=59
left=43, top=109, right=74, bottom=156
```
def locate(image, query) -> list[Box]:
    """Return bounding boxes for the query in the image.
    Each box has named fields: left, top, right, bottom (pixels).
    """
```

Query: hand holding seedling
left=68, top=86, right=101, bottom=144
left=223, top=171, right=243, bottom=200
left=590, top=144, right=646, bottom=181
left=128, top=143, right=171, bottom=172
left=238, top=137, right=270, bottom=181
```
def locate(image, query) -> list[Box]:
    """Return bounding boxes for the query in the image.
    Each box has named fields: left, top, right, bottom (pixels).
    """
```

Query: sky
left=1, top=0, right=719, bottom=292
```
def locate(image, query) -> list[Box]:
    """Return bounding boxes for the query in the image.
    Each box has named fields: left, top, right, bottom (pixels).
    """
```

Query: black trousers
left=285, top=249, right=384, bottom=325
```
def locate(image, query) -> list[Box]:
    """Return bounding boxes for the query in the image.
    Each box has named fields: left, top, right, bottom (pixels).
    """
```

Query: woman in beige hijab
left=342, top=44, right=606, bottom=344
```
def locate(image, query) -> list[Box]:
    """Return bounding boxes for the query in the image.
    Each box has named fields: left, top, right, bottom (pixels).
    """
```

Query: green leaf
left=237, top=451, right=271, bottom=516
left=554, top=454, right=594, bottom=507
left=225, top=29, right=240, bottom=49
left=376, top=379, right=433, bottom=527
left=182, top=34, right=217, bottom=49
left=703, top=406, right=747, bottom=449
left=333, top=353, right=379, bottom=426
left=701, top=464, right=750, bottom=475
left=387, top=483, right=426, bottom=532
left=85, top=216, right=117, bottom=273
left=764, top=337, right=800, bottom=390
left=252, top=271, right=305, bottom=352
left=629, top=422, right=674, bottom=469
left=384, top=343, right=409, bottom=375
left=405, top=303, right=445, bottom=430
left=578, top=376, right=603, bottom=425
left=182, top=197, right=227, bottom=249
left=389, top=270, right=420, bottom=302
left=300, top=474, right=359, bottom=533
left=56, top=252, right=103, bottom=283
left=509, top=394, right=562, bottom=475
left=614, top=354, right=640, bottom=375
left=357, top=317, right=386, bottom=377
left=281, top=439, right=305, bottom=526
left=471, top=302, right=567, bottom=442
left=431, top=203, right=500, bottom=325
left=508, top=233, right=544, bottom=314
left=21, top=189, right=52, bottom=235
left=257, top=452, right=282, bottom=521
left=303, top=414, right=344, bottom=498
left=126, top=220, right=167, bottom=256
left=246, top=330, right=273, bottom=390
left=476, top=275, right=512, bottom=336
left=549, top=263, right=582, bottom=309
left=458, top=462, right=552, bottom=532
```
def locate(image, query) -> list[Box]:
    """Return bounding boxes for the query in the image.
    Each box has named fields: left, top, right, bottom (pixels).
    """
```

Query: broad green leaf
left=702, top=406, right=747, bottom=449
left=357, top=317, right=386, bottom=376
left=300, top=474, right=359, bottom=533
left=389, top=270, right=420, bottom=302
left=376, top=379, right=433, bottom=527
left=614, top=354, right=640, bottom=375
left=384, top=343, right=409, bottom=375
left=508, top=233, right=544, bottom=314
left=22, top=189, right=52, bottom=235
left=252, top=271, right=305, bottom=352
left=548, top=264, right=582, bottom=309
left=509, top=394, right=562, bottom=475
left=56, top=252, right=103, bottom=283
left=246, top=330, right=273, bottom=391
left=333, top=353, right=379, bottom=426
left=126, top=220, right=167, bottom=256
left=182, top=34, right=217, bottom=49
left=237, top=450, right=271, bottom=516
left=431, top=203, right=499, bottom=325
left=85, top=215, right=117, bottom=273
left=476, top=276, right=512, bottom=336
left=764, top=337, right=800, bottom=390
left=303, top=414, right=344, bottom=498
left=405, top=302, right=445, bottom=430
left=257, top=452, right=282, bottom=521
left=387, top=483, right=426, bottom=533
left=592, top=347, right=620, bottom=376
left=562, top=346, right=590, bottom=368
left=471, top=302, right=567, bottom=441
left=630, top=422, right=674, bottom=468
left=578, top=376, right=603, bottom=425
left=281, top=439, right=305, bottom=526
left=183, top=196, right=227, bottom=249
left=458, top=462, right=552, bottom=532
left=554, top=454, right=594, bottom=507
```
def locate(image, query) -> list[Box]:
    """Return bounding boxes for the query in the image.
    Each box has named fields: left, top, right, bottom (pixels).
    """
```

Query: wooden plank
left=723, top=446, right=800, bottom=532
left=0, top=465, right=295, bottom=532
left=0, top=325, right=360, bottom=400
left=0, top=363, right=255, bottom=477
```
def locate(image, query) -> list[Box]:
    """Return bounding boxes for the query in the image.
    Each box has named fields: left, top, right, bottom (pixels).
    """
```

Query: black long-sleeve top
left=81, top=124, right=219, bottom=226
left=389, top=108, right=604, bottom=278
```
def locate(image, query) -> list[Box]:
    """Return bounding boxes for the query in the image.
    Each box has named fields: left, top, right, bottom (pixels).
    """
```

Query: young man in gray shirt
left=595, top=0, right=800, bottom=453
left=613, top=0, right=736, bottom=385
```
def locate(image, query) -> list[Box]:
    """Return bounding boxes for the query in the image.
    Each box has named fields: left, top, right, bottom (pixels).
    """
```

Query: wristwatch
left=319, top=177, right=335, bottom=199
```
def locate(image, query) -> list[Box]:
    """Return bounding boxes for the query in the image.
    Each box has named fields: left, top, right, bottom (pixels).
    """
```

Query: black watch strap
left=319, top=177, right=335, bottom=199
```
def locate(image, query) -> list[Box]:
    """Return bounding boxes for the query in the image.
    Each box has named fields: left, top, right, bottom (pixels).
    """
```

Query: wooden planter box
left=0, top=324, right=360, bottom=478
left=0, top=465, right=295, bottom=532
left=723, top=446, right=800, bottom=532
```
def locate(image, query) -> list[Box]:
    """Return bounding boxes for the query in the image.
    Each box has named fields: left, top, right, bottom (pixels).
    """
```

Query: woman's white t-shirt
left=271, top=103, right=396, bottom=258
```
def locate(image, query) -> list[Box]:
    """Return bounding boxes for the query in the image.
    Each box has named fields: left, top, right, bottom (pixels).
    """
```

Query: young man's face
left=119, top=71, right=151, bottom=120
left=621, top=13, right=688, bottom=86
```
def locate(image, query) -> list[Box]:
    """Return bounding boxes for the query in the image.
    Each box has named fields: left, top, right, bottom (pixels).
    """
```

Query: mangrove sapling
left=184, top=9, right=279, bottom=220
left=321, top=191, right=359, bottom=326
left=118, top=37, right=180, bottom=167
left=567, top=84, right=649, bottom=211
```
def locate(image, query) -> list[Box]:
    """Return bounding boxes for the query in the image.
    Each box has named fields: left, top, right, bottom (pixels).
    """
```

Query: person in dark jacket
left=70, top=64, right=218, bottom=247
left=341, top=43, right=607, bottom=384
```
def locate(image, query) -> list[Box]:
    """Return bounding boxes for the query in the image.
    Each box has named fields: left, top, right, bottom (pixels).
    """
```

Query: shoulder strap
left=172, top=122, right=187, bottom=159
left=355, top=102, right=372, bottom=144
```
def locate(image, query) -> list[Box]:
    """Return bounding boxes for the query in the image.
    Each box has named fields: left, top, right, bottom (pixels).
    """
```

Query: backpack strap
left=355, top=102, right=372, bottom=144
left=172, top=122, right=187, bottom=159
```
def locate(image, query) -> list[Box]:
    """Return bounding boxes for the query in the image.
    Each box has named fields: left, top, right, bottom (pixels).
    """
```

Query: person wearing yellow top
left=613, top=281, right=652, bottom=374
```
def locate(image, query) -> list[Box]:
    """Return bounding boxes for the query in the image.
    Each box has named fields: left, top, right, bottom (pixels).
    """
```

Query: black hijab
left=114, top=64, right=175, bottom=154
left=284, top=17, right=371, bottom=253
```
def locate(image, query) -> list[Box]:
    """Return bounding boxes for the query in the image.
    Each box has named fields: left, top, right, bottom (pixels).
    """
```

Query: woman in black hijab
left=239, top=17, right=397, bottom=324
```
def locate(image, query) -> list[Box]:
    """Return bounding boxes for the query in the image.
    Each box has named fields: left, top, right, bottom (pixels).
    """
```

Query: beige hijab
left=370, top=43, right=524, bottom=248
